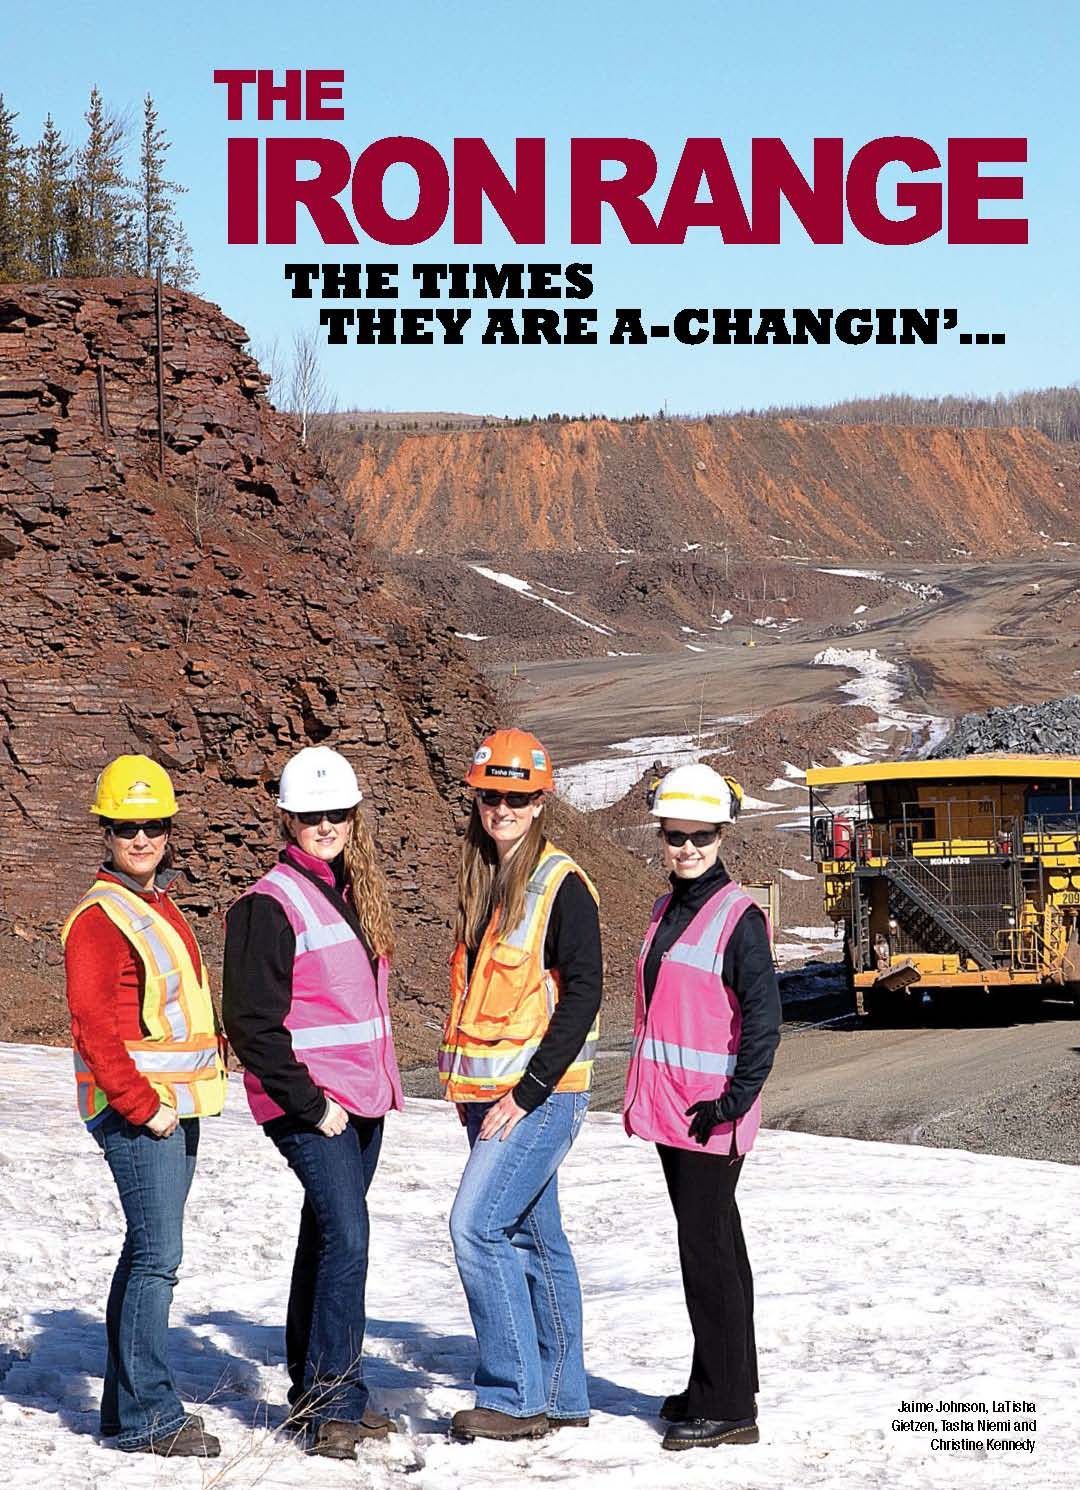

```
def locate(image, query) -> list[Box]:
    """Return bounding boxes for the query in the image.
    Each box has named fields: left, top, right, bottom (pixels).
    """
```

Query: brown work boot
left=548, top=1415, right=590, bottom=1429
left=357, top=1404, right=399, bottom=1439
left=450, top=1407, right=549, bottom=1442
left=309, top=1419, right=362, bottom=1460
left=129, top=1416, right=220, bottom=1457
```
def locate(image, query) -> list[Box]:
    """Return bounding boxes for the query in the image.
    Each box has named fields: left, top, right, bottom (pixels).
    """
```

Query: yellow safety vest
left=440, top=844, right=600, bottom=1102
left=62, top=880, right=226, bottom=1122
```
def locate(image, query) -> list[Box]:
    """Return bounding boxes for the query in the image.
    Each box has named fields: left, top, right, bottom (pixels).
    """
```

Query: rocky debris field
left=389, top=551, right=903, bottom=663
left=930, top=694, right=1080, bottom=757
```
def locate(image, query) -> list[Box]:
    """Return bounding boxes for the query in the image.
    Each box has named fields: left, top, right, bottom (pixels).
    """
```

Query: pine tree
left=138, top=95, right=195, bottom=288
left=0, top=94, right=32, bottom=280
left=32, top=114, right=69, bottom=278
left=69, top=86, right=135, bottom=275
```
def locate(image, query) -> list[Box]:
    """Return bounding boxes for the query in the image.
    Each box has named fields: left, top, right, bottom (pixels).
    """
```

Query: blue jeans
left=270, top=1114, right=382, bottom=1427
left=92, top=1111, right=199, bottom=1450
left=450, top=1091, right=589, bottom=1419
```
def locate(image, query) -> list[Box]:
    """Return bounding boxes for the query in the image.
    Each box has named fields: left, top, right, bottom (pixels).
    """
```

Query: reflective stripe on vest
left=290, top=1015, right=389, bottom=1051
left=63, top=881, right=225, bottom=1123
left=441, top=845, right=599, bottom=1101
left=640, top=1036, right=737, bottom=1075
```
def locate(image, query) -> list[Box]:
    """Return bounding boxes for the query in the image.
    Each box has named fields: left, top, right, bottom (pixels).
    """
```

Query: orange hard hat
left=465, top=728, right=554, bottom=791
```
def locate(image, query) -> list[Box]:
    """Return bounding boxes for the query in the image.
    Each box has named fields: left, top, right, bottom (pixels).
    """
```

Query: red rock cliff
left=343, top=417, right=1080, bottom=558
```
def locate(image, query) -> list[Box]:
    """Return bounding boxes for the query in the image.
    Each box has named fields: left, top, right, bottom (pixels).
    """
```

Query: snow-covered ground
left=555, top=726, right=743, bottom=811
left=811, top=648, right=948, bottom=757
left=1, top=1045, right=1076, bottom=1489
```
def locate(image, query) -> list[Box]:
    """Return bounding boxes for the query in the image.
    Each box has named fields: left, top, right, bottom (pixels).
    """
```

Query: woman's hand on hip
left=316, top=1097, right=349, bottom=1137
left=478, top=1091, right=527, bottom=1142
left=144, top=1104, right=179, bottom=1138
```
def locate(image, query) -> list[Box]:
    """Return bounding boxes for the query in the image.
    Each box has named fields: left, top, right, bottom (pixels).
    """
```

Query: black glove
left=685, top=1098, right=726, bottom=1145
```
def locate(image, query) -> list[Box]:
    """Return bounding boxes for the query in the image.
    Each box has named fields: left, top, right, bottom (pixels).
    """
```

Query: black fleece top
left=222, top=849, right=377, bottom=1126
left=466, top=872, right=604, bottom=1113
left=642, top=861, right=781, bottom=1121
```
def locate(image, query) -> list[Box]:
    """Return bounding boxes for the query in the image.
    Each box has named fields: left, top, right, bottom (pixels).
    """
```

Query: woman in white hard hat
left=63, top=756, right=227, bottom=1458
left=623, top=762, right=781, bottom=1452
left=440, top=729, right=602, bottom=1443
left=222, top=746, right=402, bottom=1462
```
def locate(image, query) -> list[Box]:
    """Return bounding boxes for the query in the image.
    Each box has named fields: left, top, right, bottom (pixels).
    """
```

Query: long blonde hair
left=454, top=800, right=547, bottom=948
left=344, top=809, right=396, bottom=958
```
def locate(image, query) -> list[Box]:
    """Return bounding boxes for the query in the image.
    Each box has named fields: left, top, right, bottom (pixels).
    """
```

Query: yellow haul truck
left=805, top=756, right=1080, bottom=1016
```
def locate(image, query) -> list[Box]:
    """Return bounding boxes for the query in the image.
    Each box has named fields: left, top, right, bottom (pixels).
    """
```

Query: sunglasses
left=294, top=809, right=353, bottom=827
left=107, top=819, right=169, bottom=840
left=661, top=827, right=720, bottom=848
left=477, top=789, right=541, bottom=809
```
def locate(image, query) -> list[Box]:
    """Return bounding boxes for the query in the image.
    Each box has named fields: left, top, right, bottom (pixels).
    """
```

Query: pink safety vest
left=624, top=879, right=763, bottom=1156
left=238, top=860, right=404, bottom=1123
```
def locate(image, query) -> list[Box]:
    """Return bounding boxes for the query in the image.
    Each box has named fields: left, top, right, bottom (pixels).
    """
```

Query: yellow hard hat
left=90, top=755, right=178, bottom=820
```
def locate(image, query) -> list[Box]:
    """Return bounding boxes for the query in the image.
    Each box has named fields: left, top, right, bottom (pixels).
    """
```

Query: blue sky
left=6, top=0, right=1077, bottom=416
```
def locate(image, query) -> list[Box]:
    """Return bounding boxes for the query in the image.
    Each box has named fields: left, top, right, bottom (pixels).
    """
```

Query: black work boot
left=450, top=1407, right=549, bottom=1442
left=309, top=1419, right=362, bottom=1460
left=659, top=1390, right=689, bottom=1423
left=129, top=1416, right=221, bottom=1457
left=662, top=1416, right=759, bottom=1450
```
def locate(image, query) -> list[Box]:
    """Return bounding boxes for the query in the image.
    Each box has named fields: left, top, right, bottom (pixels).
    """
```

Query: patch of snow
left=683, top=644, right=705, bottom=653
left=6, top=1044, right=1080, bottom=1488
left=782, top=761, right=807, bottom=779
left=819, top=566, right=885, bottom=581
left=535, top=582, right=576, bottom=596
left=786, top=924, right=840, bottom=941
left=454, top=632, right=488, bottom=641
left=853, top=604, right=867, bottom=615
left=765, top=777, right=808, bottom=794
left=679, top=626, right=705, bottom=635
left=682, top=541, right=701, bottom=551
left=556, top=728, right=733, bottom=810
left=469, top=565, right=614, bottom=636
left=711, top=609, right=734, bottom=627
left=778, top=867, right=813, bottom=881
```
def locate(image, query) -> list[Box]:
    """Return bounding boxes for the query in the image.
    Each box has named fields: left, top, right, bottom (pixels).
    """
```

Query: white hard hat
left=650, top=763, right=739, bottom=824
left=277, top=746, right=363, bottom=812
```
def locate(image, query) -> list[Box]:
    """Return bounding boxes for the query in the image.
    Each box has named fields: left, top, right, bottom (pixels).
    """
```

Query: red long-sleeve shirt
left=64, top=870, right=204, bottom=1125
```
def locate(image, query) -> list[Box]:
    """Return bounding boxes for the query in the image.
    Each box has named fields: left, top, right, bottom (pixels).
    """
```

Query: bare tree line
left=732, top=386, right=1080, bottom=443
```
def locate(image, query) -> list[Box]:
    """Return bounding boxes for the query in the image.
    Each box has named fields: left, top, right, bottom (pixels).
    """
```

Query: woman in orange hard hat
left=440, top=729, right=602, bottom=1443
left=62, top=756, right=226, bottom=1458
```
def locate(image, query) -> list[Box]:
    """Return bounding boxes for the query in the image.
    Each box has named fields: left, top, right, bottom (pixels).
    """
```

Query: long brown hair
left=344, top=809, right=396, bottom=958
left=454, top=800, right=548, bottom=948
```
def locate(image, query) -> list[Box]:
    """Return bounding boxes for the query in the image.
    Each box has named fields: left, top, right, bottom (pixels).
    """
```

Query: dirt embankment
left=0, top=279, right=656, bottom=1058
left=342, top=417, right=1080, bottom=560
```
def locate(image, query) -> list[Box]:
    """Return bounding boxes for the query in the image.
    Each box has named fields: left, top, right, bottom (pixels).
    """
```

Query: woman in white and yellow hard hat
left=440, top=729, right=602, bottom=1443
left=222, top=746, right=403, bottom=1463
left=62, top=755, right=226, bottom=1458
left=622, top=762, right=780, bottom=1452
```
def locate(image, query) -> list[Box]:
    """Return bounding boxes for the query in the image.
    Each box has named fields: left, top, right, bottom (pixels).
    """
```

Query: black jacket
left=467, top=871, right=604, bottom=1113
left=642, top=861, right=781, bottom=1121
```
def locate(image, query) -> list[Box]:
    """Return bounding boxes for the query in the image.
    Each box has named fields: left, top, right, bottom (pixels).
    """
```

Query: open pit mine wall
left=345, top=417, right=1080, bottom=559
left=0, top=279, right=495, bottom=1043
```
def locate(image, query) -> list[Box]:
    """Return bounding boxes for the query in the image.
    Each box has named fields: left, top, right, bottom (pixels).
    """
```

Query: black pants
left=657, top=1143, right=758, bottom=1421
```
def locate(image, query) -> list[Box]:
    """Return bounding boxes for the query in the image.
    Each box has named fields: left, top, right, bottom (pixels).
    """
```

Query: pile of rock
left=929, top=697, right=1080, bottom=758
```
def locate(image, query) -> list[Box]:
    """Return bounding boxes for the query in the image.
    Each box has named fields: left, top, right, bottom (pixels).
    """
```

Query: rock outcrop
left=0, top=278, right=502, bottom=1059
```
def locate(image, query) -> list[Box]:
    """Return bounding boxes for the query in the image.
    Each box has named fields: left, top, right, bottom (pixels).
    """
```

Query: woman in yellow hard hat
left=62, top=755, right=226, bottom=1458
left=623, top=762, right=780, bottom=1452
left=440, top=728, right=602, bottom=1443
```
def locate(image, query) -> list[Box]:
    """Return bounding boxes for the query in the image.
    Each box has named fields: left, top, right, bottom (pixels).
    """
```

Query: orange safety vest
left=62, top=880, right=227, bottom=1123
left=439, top=844, right=600, bottom=1102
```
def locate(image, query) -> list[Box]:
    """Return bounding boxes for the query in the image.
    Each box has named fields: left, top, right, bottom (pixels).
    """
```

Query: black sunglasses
left=661, top=827, right=720, bottom=848
left=477, top=789, right=541, bottom=809
left=106, top=819, right=169, bottom=840
left=294, top=808, right=354, bottom=827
